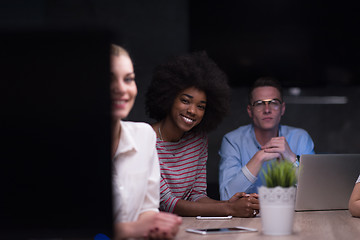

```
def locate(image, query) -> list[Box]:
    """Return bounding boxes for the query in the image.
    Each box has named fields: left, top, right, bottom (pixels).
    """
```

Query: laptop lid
left=0, top=29, right=114, bottom=239
left=295, top=154, right=360, bottom=211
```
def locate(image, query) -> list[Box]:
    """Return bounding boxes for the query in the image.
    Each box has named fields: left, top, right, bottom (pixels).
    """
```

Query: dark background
left=190, top=0, right=360, bottom=88
left=0, top=30, right=114, bottom=238
left=2, top=0, right=359, bottom=201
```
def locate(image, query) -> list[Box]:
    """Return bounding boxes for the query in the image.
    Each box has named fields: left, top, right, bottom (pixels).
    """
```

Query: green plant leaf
left=261, top=160, right=297, bottom=188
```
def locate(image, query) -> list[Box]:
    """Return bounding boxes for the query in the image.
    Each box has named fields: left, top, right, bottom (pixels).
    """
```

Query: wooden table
left=176, top=210, right=360, bottom=239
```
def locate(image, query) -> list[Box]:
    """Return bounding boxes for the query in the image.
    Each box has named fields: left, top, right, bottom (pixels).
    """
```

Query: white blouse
left=356, top=174, right=360, bottom=184
left=112, top=121, right=160, bottom=222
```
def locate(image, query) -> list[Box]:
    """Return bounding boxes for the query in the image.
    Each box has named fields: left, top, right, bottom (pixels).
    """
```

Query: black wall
left=2, top=0, right=360, bottom=200
left=0, top=0, right=189, bottom=121
left=190, top=0, right=360, bottom=88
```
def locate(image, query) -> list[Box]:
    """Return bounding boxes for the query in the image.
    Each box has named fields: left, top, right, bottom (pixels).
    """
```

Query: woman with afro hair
left=145, top=52, right=259, bottom=217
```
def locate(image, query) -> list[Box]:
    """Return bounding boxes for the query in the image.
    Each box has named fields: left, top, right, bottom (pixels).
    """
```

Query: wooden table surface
left=175, top=210, right=360, bottom=239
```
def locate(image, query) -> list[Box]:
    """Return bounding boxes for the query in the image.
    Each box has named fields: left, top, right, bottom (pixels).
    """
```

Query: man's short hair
left=247, top=77, right=283, bottom=104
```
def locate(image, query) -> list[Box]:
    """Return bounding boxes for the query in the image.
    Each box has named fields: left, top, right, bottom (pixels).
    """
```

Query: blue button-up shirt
left=219, top=124, right=315, bottom=200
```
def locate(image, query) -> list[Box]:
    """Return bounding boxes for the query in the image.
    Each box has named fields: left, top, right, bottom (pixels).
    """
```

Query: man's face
left=247, top=86, right=285, bottom=132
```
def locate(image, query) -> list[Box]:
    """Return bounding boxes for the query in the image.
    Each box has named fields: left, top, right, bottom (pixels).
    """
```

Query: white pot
left=258, top=186, right=296, bottom=236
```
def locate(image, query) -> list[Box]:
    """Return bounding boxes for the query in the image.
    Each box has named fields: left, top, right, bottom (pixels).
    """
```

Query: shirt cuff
left=241, top=166, right=257, bottom=183
left=139, top=208, right=159, bottom=216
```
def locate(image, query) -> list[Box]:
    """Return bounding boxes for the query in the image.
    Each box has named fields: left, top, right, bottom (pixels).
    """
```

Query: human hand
left=142, top=211, right=182, bottom=240
left=254, top=149, right=280, bottom=163
left=228, top=192, right=247, bottom=202
left=228, top=193, right=260, bottom=218
left=245, top=150, right=280, bottom=177
left=114, top=211, right=182, bottom=240
left=228, top=192, right=259, bottom=202
left=247, top=192, right=259, bottom=199
left=261, top=137, right=296, bottom=162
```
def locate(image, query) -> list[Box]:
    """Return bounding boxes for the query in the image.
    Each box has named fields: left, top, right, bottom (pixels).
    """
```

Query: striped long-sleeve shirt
left=156, top=132, right=208, bottom=213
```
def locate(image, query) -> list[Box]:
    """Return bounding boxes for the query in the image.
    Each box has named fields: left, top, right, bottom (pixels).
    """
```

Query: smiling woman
left=110, top=44, right=182, bottom=240
left=145, top=52, right=261, bottom=218
left=162, top=86, right=206, bottom=141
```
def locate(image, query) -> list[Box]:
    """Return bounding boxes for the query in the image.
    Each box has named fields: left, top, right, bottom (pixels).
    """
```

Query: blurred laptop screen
left=296, top=154, right=360, bottom=211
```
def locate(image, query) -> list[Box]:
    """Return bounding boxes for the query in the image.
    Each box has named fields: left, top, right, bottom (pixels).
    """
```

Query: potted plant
left=258, top=160, right=297, bottom=235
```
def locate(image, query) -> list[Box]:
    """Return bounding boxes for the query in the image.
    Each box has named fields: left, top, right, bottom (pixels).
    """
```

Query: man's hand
left=261, top=136, right=296, bottom=162
left=245, top=150, right=280, bottom=177
left=253, top=149, right=281, bottom=163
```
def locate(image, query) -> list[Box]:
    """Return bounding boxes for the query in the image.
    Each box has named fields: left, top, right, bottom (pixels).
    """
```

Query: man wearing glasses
left=218, top=77, right=314, bottom=200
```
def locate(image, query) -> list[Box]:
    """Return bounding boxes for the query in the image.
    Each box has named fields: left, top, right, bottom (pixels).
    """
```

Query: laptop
left=295, top=154, right=360, bottom=211
left=0, top=29, right=114, bottom=239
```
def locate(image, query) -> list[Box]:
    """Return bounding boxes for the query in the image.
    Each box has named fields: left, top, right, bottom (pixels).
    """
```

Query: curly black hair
left=145, top=51, right=230, bottom=134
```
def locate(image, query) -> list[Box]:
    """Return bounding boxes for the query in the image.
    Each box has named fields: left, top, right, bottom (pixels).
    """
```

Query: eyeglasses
left=251, top=98, right=282, bottom=112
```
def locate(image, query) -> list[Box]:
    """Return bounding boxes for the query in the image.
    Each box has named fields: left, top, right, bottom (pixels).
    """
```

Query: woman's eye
left=181, top=99, right=189, bottom=104
left=198, top=105, right=206, bottom=110
left=124, top=77, right=135, bottom=83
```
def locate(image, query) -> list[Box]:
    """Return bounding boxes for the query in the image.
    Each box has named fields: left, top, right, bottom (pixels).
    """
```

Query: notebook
left=295, top=154, right=360, bottom=211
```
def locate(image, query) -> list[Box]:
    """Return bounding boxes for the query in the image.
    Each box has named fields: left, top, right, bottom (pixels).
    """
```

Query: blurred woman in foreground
left=111, top=44, right=181, bottom=239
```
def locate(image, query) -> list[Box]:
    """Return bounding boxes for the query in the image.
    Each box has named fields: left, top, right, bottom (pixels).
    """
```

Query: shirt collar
left=278, top=125, right=283, bottom=137
left=251, top=124, right=283, bottom=149
left=250, top=124, right=261, bottom=150
left=114, top=120, right=138, bottom=157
